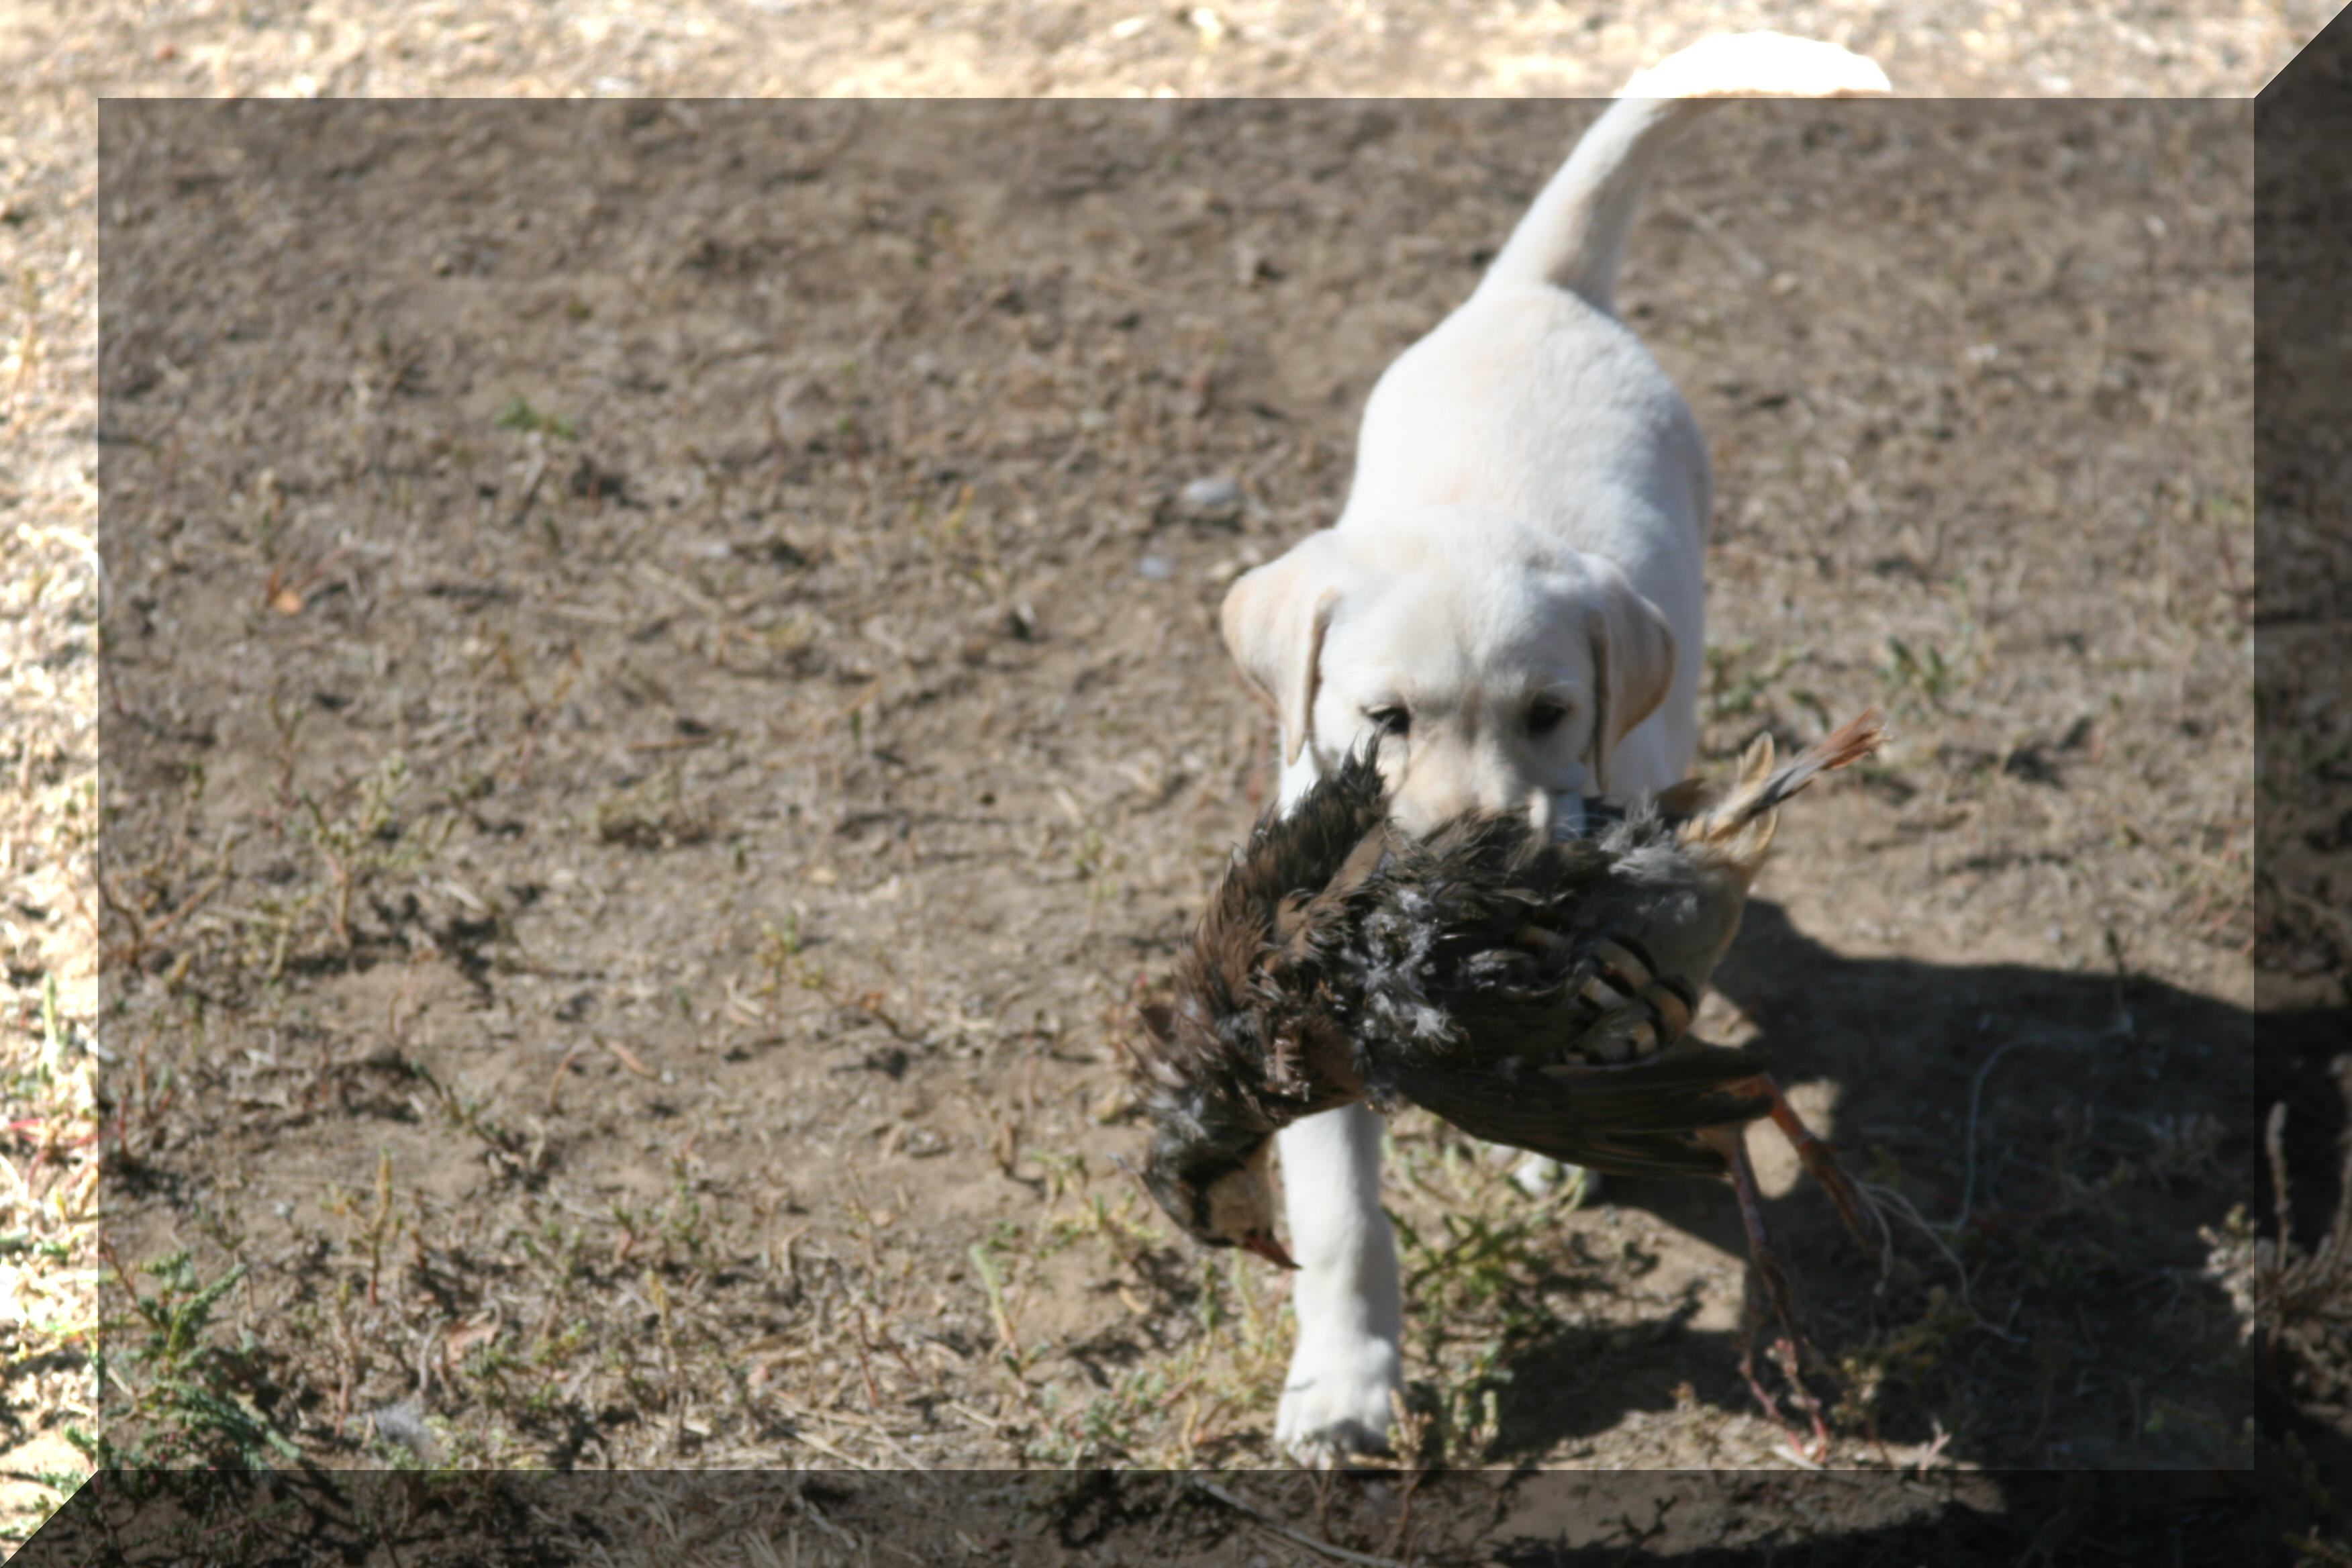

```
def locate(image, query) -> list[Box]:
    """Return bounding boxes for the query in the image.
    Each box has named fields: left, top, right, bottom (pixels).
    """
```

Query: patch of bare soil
left=4, top=0, right=2333, bottom=103
left=11, top=1463, right=2317, bottom=1566
left=86, top=93, right=2265, bottom=1524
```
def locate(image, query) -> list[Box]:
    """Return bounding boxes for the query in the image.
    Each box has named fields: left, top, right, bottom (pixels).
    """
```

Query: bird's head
left=1140, top=1125, right=1295, bottom=1269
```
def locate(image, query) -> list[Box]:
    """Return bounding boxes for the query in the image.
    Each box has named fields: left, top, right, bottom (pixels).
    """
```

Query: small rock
left=1516, top=1157, right=1599, bottom=1207
left=1512, top=1153, right=1563, bottom=1197
left=1206, top=544, right=1267, bottom=585
left=366, top=1403, right=438, bottom=1465
left=1177, top=475, right=1244, bottom=522
left=1136, top=553, right=1175, bottom=581
left=1234, top=242, right=1279, bottom=287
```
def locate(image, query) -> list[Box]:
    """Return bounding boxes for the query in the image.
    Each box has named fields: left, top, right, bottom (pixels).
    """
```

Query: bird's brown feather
left=1132, top=714, right=1883, bottom=1218
left=1395, top=1044, right=1773, bottom=1178
left=1130, top=750, right=1384, bottom=1140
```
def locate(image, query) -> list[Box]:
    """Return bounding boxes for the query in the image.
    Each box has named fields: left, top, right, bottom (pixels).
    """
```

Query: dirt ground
left=1, top=0, right=2343, bottom=1561
left=91, top=89, right=2259, bottom=1481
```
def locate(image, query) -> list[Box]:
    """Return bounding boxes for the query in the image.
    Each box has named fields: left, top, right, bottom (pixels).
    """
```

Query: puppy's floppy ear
left=1583, top=571, right=1676, bottom=795
left=1221, top=540, right=1343, bottom=767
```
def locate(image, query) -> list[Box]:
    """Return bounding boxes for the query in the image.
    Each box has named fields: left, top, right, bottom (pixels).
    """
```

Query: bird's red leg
left=1736, top=1338, right=1795, bottom=1444
left=1699, top=1126, right=1802, bottom=1338
left=1739, top=1073, right=1880, bottom=1259
left=1705, top=1124, right=1830, bottom=1461
left=1736, top=1337, right=1830, bottom=1463
left=1771, top=1332, right=1833, bottom=1461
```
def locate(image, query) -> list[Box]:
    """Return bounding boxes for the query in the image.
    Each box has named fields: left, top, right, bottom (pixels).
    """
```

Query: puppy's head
left=1222, top=509, right=1675, bottom=835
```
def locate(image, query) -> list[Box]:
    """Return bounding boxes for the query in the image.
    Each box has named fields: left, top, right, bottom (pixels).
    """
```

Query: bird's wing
left=1393, top=1044, right=1771, bottom=1179
left=1140, top=746, right=1395, bottom=1113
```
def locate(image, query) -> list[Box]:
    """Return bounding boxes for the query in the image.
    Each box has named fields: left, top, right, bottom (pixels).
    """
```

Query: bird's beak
left=1241, top=1232, right=1298, bottom=1270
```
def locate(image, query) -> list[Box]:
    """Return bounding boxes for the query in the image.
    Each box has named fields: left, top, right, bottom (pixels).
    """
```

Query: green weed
left=1706, top=640, right=1800, bottom=722
left=493, top=395, right=577, bottom=440
left=754, top=910, right=830, bottom=999
left=234, top=753, right=453, bottom=977
left=76, top=1248, right=299, bottom=1470
left=1879, top=589, right=1984, bottom=712
left=594, top=767, right=714, bottom=850
left=1879, top=635, right=1973, bottom=709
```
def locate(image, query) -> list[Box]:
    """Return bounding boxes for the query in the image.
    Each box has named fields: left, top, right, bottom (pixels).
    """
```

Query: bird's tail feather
left=1682, top=708, right=1884, bottom=843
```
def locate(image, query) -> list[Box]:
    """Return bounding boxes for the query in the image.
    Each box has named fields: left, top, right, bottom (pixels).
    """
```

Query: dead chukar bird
left=1131, top=712, right=1886, bottom=1336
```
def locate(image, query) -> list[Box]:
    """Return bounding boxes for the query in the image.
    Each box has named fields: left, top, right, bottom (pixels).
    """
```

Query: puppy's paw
left=1275, top=1336, right=1402, bottom=1466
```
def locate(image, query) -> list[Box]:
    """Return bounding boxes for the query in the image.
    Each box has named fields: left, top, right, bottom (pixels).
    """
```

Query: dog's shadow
left=1475, top=897, right=2345, bottom=1474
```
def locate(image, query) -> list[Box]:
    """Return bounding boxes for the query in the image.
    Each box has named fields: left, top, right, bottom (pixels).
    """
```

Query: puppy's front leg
left=1274, top=1101, right=1404, bottom=1463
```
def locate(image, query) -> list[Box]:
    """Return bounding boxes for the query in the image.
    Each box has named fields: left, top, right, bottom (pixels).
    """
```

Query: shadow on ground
left=21, top=1461, right=2322, bottom=1567
left=1477, top=899, right=2300, bottom=1475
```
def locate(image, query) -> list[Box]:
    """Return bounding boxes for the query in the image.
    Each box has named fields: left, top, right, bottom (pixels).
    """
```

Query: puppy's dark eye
left=1528, top=699, right=1568, bottom=736
left=1367, top=706, right=1410, bottom=738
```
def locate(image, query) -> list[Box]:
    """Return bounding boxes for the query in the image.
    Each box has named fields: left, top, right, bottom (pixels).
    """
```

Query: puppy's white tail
left=1479, top=33, right=1889, bottom=315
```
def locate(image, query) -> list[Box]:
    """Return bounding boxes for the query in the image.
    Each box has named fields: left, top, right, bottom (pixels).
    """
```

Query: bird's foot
left=1738, top=1334, right=1833, bottom=1465
left=1275, top=1336, right=1402, bottom=1467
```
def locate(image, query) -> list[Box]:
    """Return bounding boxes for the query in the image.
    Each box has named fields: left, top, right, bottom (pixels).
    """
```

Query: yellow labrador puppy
left=1220, top=34, right=1889, bottom=1463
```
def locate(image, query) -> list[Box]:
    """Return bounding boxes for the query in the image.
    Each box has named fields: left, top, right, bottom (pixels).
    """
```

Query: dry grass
left=2204, top=1099, right=2352, bottom=1567
left=2208, top=1095, right=2352, bottom=1426
left=0, top=525, right=103, bottom=1536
